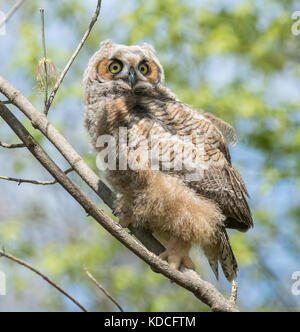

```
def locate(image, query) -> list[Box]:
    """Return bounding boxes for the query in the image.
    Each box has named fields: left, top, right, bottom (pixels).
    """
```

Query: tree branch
left=0, top=0, right=26, bottom=28
left=0, top=167, right=73, bottom=186
left=0, top=81, right=238, bottom=312
left=84, top=265, right=124, bottom=312
left=45, top=0, right=102, bottom=114
left=230, top=280, right=238, bottom=305
left=0, top=141, right=25, bottom=148
left=0, top=249, right=88, bottom=312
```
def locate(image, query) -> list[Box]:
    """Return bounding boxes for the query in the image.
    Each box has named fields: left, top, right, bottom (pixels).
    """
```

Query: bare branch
left=84, top=265, right=124, bottom=312
left=45, top=0, right=102, bottom=115
left=0, top=0, right=26, bottom=28
left=0, top=141, right=25, bottom=149
left=0, top=168, right=73, bottom=186
left=230, top=280, right=238, bottom=305
left=0, top=90, right=238, bottom=312
left=0, top=249, right=88, bottom=312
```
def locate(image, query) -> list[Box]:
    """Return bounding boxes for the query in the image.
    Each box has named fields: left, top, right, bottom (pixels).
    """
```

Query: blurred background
left=0, top=0, right=299, bottom=312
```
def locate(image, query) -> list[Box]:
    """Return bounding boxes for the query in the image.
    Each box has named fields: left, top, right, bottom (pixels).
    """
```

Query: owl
left=83, top=40, right=253, bottom=282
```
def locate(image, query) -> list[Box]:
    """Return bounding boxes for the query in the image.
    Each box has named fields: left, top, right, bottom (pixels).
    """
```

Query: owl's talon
left=158, top=250, right=195, bottom=271
left=182, top=256, right=195, bottom=271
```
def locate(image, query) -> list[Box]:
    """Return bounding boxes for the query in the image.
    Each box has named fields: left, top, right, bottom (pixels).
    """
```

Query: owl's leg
left=159, top=237, right=195, bottom=271
left=119, top=215, right=132, bottom=228
left=114, top=194, right=133, bottom=228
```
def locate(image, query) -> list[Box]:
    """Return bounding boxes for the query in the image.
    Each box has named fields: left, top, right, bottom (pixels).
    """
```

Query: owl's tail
left=205, top=226, right=238, bottom=282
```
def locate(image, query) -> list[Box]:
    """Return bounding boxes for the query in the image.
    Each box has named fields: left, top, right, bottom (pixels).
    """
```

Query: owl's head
left=84, top=40, right=165, bottom=94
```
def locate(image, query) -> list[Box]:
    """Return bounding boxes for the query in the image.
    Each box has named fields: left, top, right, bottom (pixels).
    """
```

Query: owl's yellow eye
left=109, top=61, right=123, bottom=74
left=138, top=63, right=149, bottom=75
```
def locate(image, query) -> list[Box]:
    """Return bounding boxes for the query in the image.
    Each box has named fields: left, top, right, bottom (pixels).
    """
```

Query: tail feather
left=208, top=257, right=219, bottom=281
left=219, top=227, right=238, bottom=282
left=205, top=226, right=238, bottom=282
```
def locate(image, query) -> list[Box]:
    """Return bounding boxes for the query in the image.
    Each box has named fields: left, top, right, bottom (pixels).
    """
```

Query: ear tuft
left=140, top=42, right=156, bottom=54
left=99, top=39, right=114, bottom=49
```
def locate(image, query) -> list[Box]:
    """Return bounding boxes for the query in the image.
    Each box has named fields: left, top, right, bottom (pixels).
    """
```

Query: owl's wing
left=185, top=132, right=253, bottom=231
left=132, top=104, right=253, bottom=231
left=202, top=112, right=237, bottom=146
left=188, top=164, right=253, bottom=231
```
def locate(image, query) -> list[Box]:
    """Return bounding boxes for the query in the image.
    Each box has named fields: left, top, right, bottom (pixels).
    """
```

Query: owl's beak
left=128, top=67, right=137, bottom=88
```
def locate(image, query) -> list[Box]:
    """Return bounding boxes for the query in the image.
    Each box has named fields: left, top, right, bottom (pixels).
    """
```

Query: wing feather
left=128, top=102, right=253, bottom=231
left=151, top=102, right=253, bottom=230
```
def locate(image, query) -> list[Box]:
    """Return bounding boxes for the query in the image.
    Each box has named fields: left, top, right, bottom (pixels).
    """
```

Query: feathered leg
left=159, top=237, right=195, bottom=271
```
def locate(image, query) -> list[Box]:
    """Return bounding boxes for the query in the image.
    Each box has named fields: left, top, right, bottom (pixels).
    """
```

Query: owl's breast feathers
left=95, top=90, right=253, bottom=233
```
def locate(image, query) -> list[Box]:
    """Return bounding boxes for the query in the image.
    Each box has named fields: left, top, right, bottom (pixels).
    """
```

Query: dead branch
left=0, top=248, right=88, bottom=312
left=0, top=90, right=238, bottom=312
left=84, top=265, right=124, bottom=312
left=0, top=0, right=26, bottom=28
left=45, top=0, right=102, bottom=114
left=230, top=280, right=238, bottom=305
left=0, top=167, right=73, bottom=186
left=0, top=141, right=25, bottom=148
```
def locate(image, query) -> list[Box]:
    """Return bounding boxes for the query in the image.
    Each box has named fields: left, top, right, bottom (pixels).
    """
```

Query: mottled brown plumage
left=83, top=40, right=253, bottom=281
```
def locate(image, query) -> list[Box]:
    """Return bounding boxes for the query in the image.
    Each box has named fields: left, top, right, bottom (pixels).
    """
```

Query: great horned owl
left=83, top=40, right=253, bottom=282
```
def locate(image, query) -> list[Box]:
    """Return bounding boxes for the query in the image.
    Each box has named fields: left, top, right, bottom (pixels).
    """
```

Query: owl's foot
left=159, top=239, right=195, bottom=271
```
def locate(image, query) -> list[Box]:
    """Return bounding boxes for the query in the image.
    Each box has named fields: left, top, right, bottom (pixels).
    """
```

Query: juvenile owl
left=83, top=40, right=253, bottom=282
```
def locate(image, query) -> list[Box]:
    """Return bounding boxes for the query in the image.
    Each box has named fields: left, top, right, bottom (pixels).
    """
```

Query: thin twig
left=84, top=265, right=124, bottom=312
left=45, top=0, right=102, bottom=115
left=0, top=141, right=25, bottom=149
left=0, top=100, right=12, bottom=104
left=0, top=167, right=73, bottom=186
left=0, top=249, right=88, bottom=312
left=230, top=280, right=238, bottom=305
left=40, top=8, right=48, bottom=114
left=0, top=0, right=26, bottom=28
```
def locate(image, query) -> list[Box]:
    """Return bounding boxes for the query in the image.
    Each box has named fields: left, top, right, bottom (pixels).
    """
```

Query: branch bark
left=0, top=167, right=73, bottom=186
left=0, top=141, right=25, bottom=148
left=0, top=79, right=238, bottom=312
